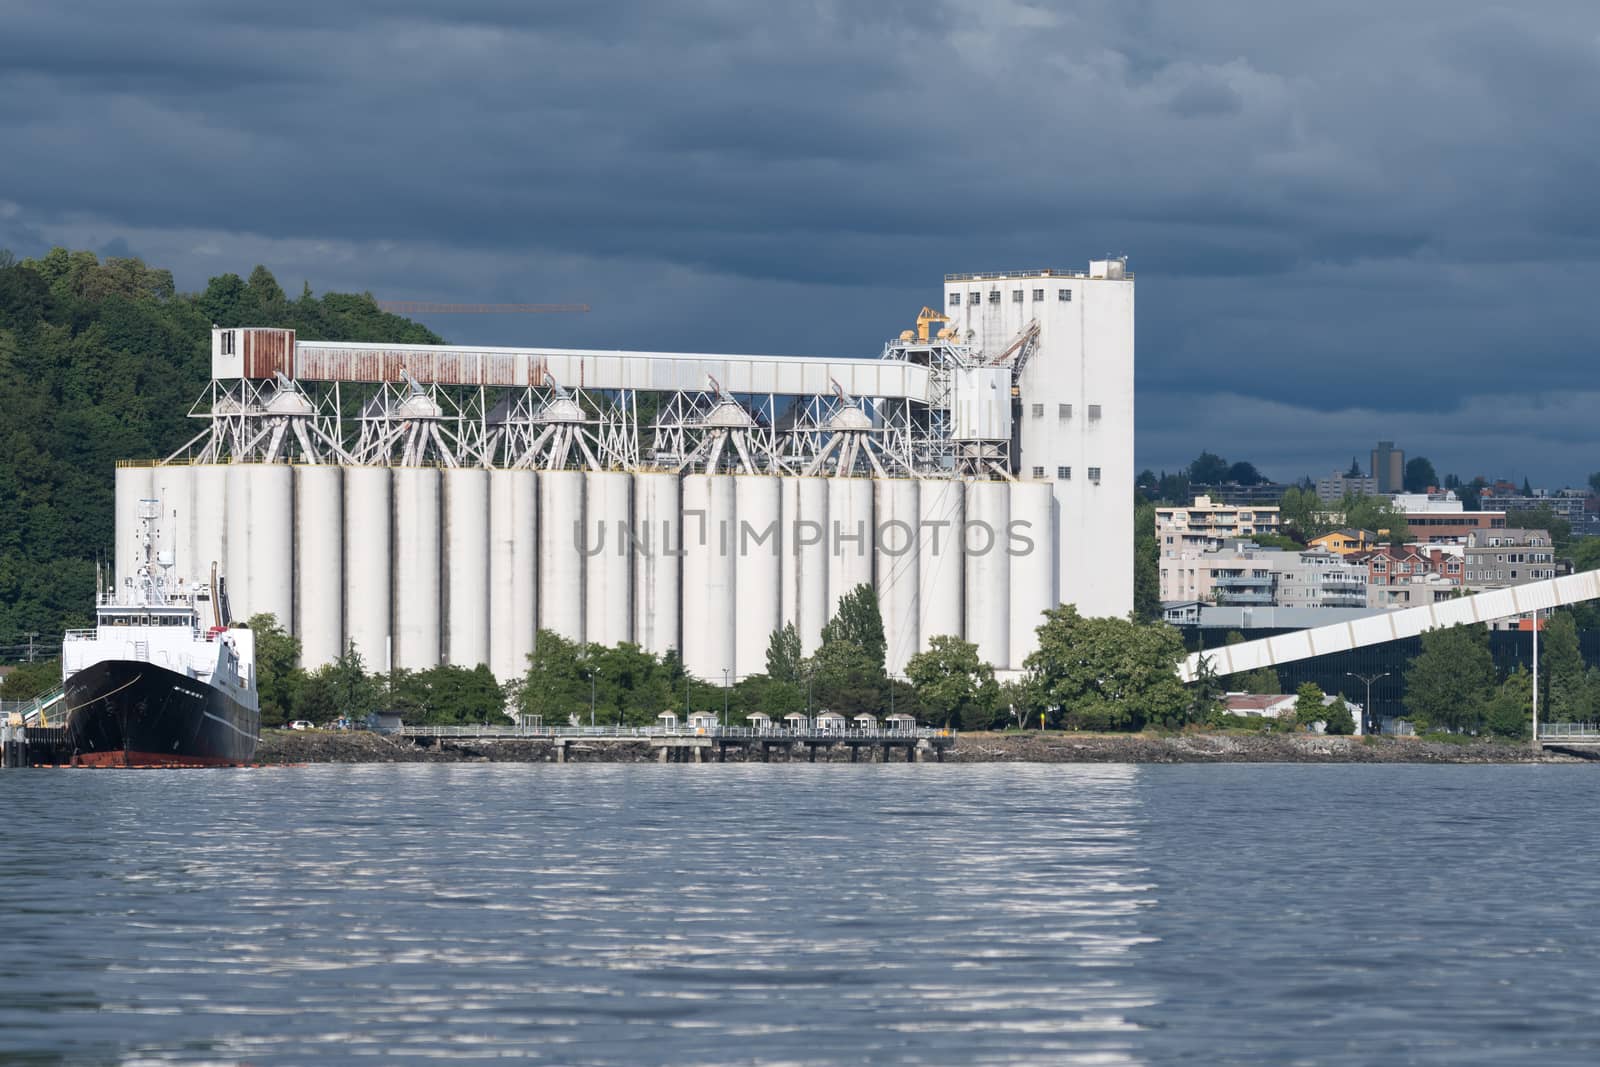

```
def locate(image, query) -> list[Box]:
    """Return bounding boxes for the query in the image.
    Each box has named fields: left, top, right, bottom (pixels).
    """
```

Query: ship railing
left=64, top=629, right=96, bottom=642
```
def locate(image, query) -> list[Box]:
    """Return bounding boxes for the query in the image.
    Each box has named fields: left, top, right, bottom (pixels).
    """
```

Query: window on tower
left=988, top=290, right=1000, bottom=303
left=948, top=292, right=960, bottom=307
left=1058, top=289, right=1072, bottom=302
left=1088, top=466, right=1102, bottom=482
left=1031, top=403, right=1044, bottom=417
left=1058, top=403, right=1071, bottom=418
left=968, top=293, right=981, bottom=305
left=1033, top=288, right=1044, bottom=301
left=1057, top=466, right=1071, bottom=480
left=1088, top=404, right=1102, bottom=420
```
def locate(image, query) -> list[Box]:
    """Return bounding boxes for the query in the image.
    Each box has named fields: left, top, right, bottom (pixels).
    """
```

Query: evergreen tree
left=1541, top=611, right=1590, bottom=723
left=1404, top=624, right=1495, bottom=732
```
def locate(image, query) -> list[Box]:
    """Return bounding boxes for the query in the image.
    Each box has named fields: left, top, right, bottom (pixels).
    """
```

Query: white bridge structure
left=1181, top=570, right=1600, bottom=683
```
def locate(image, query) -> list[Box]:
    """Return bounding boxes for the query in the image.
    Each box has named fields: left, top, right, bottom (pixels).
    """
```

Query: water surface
left=2, top=763, right=1597, bottom=1064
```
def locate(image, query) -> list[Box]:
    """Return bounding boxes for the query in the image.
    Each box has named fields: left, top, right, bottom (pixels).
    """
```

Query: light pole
left=1346, top=672, right=1389, bottom=735
left=1531, top=609, right=1541, bottom=752
left=587, top=669, right=596, bottom=727
left=721, top=668, right=731, bottom=728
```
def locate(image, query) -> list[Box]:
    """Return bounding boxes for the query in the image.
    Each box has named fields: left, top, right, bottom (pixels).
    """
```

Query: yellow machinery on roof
left=898, top=307, right=957, bottom=343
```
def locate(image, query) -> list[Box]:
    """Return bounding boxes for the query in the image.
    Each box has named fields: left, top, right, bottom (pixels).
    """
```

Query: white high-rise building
left=944, top=261, right=1135, bottom=618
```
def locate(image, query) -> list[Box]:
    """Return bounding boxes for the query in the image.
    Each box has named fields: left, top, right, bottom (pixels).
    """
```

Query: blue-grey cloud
left=3, top=0, right=1600, bottom=484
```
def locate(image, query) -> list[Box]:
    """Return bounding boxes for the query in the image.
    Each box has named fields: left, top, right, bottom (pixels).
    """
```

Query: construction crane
left=377, top=301, right=591, bottom=315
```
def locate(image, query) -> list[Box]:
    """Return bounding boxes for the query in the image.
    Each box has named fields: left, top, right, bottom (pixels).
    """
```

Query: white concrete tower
left=944, top=261, right=1135, bottom=619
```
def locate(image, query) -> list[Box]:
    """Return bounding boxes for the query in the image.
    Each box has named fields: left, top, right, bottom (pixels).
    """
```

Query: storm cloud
left=4, top=0, right=1599, bottom=483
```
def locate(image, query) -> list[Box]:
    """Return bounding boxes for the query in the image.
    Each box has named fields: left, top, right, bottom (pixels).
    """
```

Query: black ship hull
left=63, top=660, right=260, bottom=767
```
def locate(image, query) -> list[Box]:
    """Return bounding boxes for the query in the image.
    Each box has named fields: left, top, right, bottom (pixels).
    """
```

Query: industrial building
left=114, top=262, right=1135, bottom=682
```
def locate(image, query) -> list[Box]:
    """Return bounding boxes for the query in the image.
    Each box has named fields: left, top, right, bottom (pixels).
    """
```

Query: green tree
left=1025, top=607, right=1188, bottom=731
left=1227, top=461, right=1263, bottom=486
left=1292, top=682, right=1326, bottom=731
left=1343, top=493, right=1410, bottom=543
left=818, top=584, right=886, bottom=672
left=1505, top=505, right=1570, bottom=548
left=1322, top=694, right=1356, bottom=735
left=516, top=629, right=590, bottom=724
left=1541, top=611, right=1590, bottom=724
left=1589, top=472, right=1600, bottom=496
left=1404, top=456, right=1438, bottom=493
left=0, top=658, right=62, bottom=702
left=1405, top=624, right=1495, bottom=733
left=245, top=613, right=303, bottom=727
left=905, top=635, right=999, bottom=730
left=1188, top=652, right=1226, bottom=723
left=765, top=623, right=803, bottom=684
left=1189, top=451, right=1230, bottom=485
left=1133, top=499, right=1160, bottom=621
left=1485, top=666, right=1532, bottom=739
left=298, top=642, right=383, bottom=724
left=1278, top=485, right=1325, bottom=539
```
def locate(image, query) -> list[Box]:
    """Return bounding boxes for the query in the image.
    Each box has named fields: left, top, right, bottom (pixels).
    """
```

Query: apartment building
left=1393, top=492, right=1507, bottom=541
left=1159, top=541, right=1366, bottom=608
left=1315, top=471, right=1378, bottom=502
left=1350, top=544, right=1464, bottom=607
left=1463, top=528, right=1561, bottom=588
left=1155, top=495, right=1281, bottom=558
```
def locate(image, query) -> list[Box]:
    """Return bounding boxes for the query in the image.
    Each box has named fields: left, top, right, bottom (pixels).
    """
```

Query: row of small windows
left=1026, top=465, right=1100, bottom=483
left=949, top=289, right=1073, bottom=306
left=1029, top=403, right=1099, bottom=419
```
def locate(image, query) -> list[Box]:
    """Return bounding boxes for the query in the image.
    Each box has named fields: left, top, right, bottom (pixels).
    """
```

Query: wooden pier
left=398, top=724, right=956, bottom=763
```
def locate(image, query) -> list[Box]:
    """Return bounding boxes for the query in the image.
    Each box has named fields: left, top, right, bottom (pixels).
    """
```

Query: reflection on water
left=2, top=763, right=1597, bottom=1064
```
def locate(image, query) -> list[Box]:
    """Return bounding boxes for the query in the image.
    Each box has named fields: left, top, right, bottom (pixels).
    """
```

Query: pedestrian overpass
left=1179, top=570, right=1600, bottom=683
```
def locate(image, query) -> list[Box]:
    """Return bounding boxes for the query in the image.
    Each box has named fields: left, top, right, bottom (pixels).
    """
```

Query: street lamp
left=721, top=668, right=731, bottom=728
left=1346, top=671, right=1389, bottom=735
left=587, top=668, right=596, bottom=727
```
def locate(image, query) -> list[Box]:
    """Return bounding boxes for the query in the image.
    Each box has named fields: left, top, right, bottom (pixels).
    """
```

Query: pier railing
left=396, top=724, right=952, bottom=741
left=1538, top=723, right=1600, bottom=742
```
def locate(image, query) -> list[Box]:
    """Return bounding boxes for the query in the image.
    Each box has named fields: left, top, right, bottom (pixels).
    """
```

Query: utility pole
left=24, top=632, right=38, bottom=662
left=589, top=670, right=596, bottom=728
left=1346, top=671, right=1389, bottom=735
left=721, top=668, right=730, bottom=728
left=1532, top=609, right=1541, bottom=752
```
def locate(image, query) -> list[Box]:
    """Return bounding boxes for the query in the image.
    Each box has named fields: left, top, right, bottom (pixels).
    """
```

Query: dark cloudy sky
left=4, top=1, right=1599, bottom=486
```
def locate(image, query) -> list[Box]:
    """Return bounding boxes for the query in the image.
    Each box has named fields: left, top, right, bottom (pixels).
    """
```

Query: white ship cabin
left=62, top=597, right=256, bottom=693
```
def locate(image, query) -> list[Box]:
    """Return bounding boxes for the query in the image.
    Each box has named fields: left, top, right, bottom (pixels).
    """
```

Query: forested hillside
left=0, top=248, right=441, bottom=661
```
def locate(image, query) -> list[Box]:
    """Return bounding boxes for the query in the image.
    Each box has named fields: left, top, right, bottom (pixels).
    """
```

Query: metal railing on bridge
left=1538, top=723, right=1600, bottom=743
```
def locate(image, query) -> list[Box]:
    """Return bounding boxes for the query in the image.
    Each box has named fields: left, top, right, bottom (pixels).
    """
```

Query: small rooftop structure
left=748, top=712, right=773, bottom=728
left=656, top=710, right=679, bottom=729
left=815, top=711, right=847, bottom=731
left=687, top=711, right=718, bottom=729
left=885, top=713, right=917, bottom=731
left=853, top=713, right=879, bottom=730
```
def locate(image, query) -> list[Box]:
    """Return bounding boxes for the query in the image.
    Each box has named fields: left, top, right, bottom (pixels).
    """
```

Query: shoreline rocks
left=256, top=730, right=1586, bottom=765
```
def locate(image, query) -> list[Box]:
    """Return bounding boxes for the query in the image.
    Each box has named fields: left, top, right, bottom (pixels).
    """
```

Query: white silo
left=632, top=471, right=681, bottom=658
left=443, top=467, right=490, bottom=668
left=681, top=473, right=736, bottom=682
left=241, top=464, right=294, bottom=630
left=150, top=464, right=194, bottom=587
left=343, top=466, right=392, bottom=670
left=294, top=464, right=344, bottom=669
left=1008, top=480, right=1055, bottom=671
left=782, top=476, right=831, bottom=655
left=190, top=464, right=229, bottom=591
left=917, top=477, right=964, bottom=648
left=488, top=468, right=537, bottom=682
left=583, top=470, right=633, bottom=648
left=225, top=464, right=253, bottom=617
left=115, top=465, right=153, bottom=594
left=963, top=479, right=1011, bottom=671
left=538, top=469, right=586, bottom=643
left=392, top=466, right=441, bottom=670
left=826, top=477, right=874, bottom=621
left=734, top=474, right=782, bottom=680
left=874, top=477, right=920, bottom=676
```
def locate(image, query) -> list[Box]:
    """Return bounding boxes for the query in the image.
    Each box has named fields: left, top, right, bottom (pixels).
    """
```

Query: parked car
left=288, top=720, right=315, bottom=731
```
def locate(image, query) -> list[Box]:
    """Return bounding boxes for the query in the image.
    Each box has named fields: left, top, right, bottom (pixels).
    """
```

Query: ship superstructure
left=61, top=499, right=259, bottom=766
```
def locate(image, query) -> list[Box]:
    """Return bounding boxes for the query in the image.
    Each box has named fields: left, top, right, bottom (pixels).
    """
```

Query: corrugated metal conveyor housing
left=1181, top=571, right=1600, bottom=682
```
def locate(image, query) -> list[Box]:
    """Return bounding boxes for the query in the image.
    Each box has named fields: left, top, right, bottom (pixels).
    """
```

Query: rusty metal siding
left=243, top=329, right=295, bottom=379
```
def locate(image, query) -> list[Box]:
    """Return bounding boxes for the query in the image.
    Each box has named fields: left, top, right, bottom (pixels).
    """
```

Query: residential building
left=1371, top=441, right=1404, bottom=493
left=1392, top=492, right=1507, bottom=541
left=1316, top=470, right=1378, bottom=502
left=1221, top=692, right=1364, bottom=734
left=1463, top=528, right=1561, bottom=588
left=1479, top=488, right=1591, bottom=524
left=1163, top=603, right=1381, bottom=630
left=1159, top=541, right=1365, bottom=608
left=1350, top=544, right=1464, bottom=607
left=1309, top=529, right=1379, bottom=555
left=1155, top=495, right=1281, bottom=558
left=1185, top=482, right=1291, bottom=507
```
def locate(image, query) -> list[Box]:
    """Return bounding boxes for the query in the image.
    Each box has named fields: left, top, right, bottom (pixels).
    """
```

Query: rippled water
left=2, top=763, right=1599, bottom=1064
